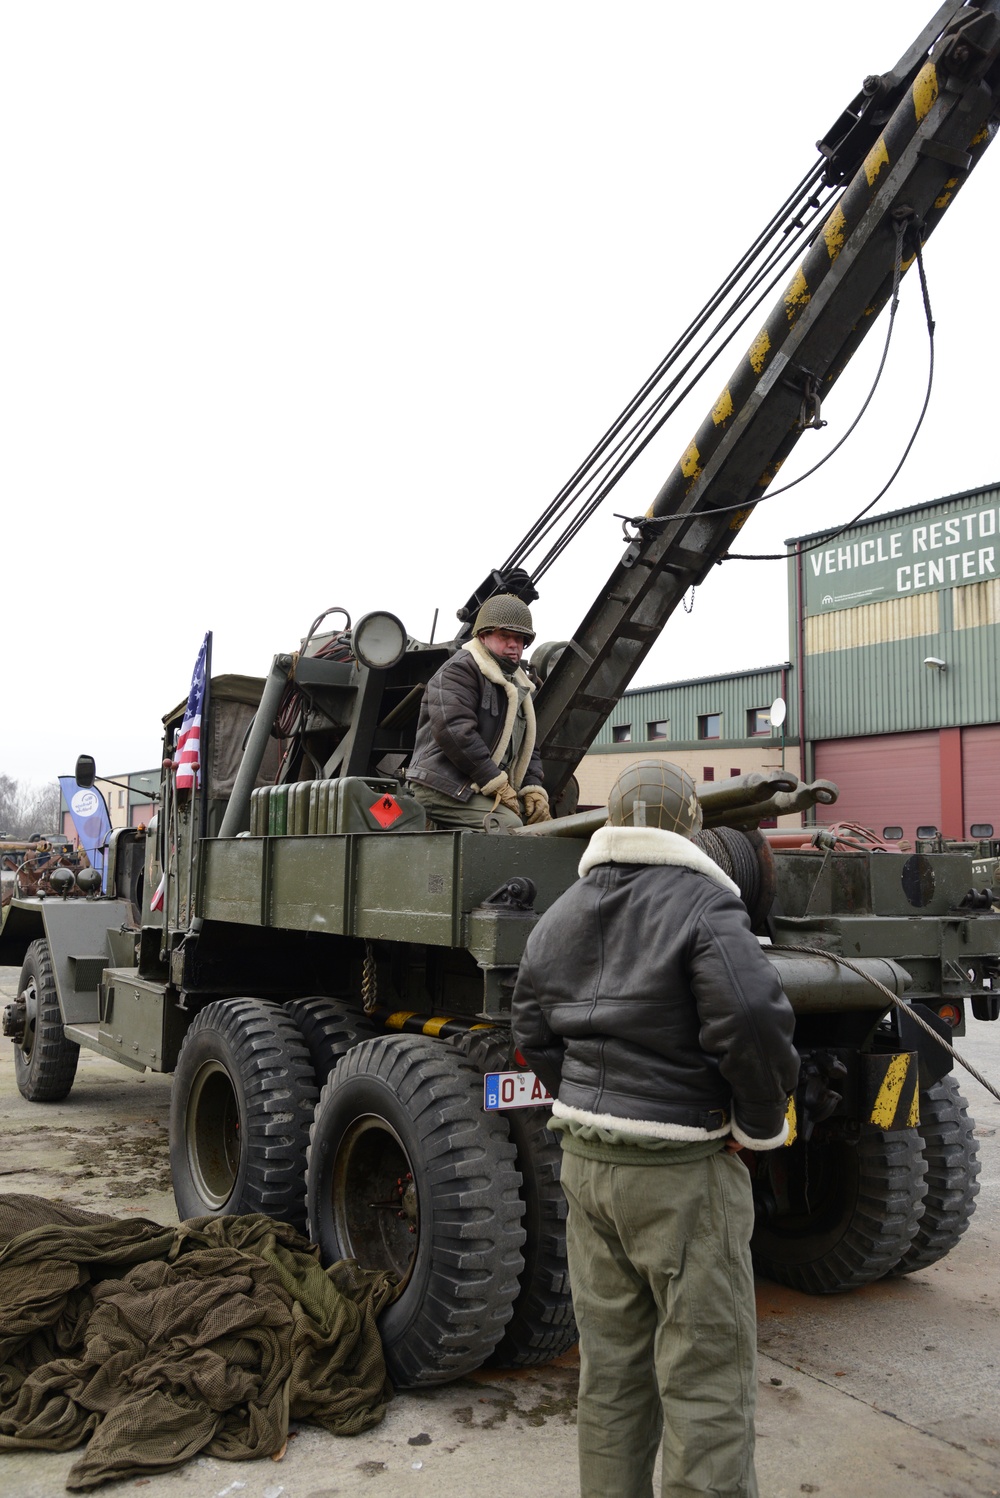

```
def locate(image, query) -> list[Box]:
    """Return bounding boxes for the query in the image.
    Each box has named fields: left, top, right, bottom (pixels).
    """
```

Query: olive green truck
left=3, top=0, right=999, bottom=1387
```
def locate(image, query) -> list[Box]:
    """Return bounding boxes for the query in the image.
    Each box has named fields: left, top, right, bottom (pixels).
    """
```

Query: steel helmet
left=607, top=759, right=703, bottom=837
left=473, top=593, right=536, bottom=645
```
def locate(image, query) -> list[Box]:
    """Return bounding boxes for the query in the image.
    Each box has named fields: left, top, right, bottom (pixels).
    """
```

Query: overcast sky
left=3, top=2, right=998, bottom=785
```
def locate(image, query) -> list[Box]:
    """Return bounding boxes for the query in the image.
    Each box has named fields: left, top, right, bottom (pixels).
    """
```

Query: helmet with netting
left=607, top=759, right=703, bottom=837
left=473, top=593, right=535, bottom=644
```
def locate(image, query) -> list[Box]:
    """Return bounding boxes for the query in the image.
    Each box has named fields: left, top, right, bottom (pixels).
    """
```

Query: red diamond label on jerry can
left=369, top=794, right=404, bottom=829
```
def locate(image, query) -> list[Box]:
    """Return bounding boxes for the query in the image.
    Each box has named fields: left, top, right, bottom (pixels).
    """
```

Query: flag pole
left=198, top=632, right=214, bottom=846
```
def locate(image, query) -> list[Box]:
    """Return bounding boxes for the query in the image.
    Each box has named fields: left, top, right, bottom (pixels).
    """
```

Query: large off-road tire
left=170, top=998, right=318, bottom=1228
left=283, top=995, right=380, bottom=1085
left=13, top=938, right=79, bottom=1102
left=306, top=1033, right=525, bottom=1387
left=450, top=1029, right=577, bottom=1368
left=750, top=1128, right=927, bottom=1294
left=888, top=1075, right=981, bottom=1276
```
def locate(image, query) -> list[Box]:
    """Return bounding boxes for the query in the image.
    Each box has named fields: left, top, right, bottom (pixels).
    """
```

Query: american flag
left=174, top=633, right=210, bottom=792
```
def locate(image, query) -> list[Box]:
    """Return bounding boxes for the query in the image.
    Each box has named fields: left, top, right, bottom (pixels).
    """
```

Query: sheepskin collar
left=578, top=825, right=739, bottom=895
left=462, top=636, right=533, bottom=692
left=461, top=637, right=537, bottom=791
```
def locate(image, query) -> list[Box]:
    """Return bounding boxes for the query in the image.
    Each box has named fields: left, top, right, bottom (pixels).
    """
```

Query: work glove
left=520, top=786, right=552, bottom=825
left=481, top=771, right=523, bottom=818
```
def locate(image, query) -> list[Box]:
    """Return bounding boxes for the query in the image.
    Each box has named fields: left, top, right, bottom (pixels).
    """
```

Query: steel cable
left=525, top=191, right=841, bottom=582
left=777, top=943, right=1000, bottom=1105
left=727, top=226, right=936, bottom=562
left=500, top=166, right=838, bottom=579
left=500, top=163, right=829, bottom=569
left=693, top=826, right=762, bottom=911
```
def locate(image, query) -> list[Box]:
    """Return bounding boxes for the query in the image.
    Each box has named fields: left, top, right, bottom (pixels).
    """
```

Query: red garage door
left=815, top=732, right=941, bottom=842
left=962, top=724, right=1000, bottom=837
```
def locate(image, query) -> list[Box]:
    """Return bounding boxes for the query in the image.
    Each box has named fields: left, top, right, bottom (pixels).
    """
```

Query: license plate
left=483, top=1070, right=553, bottom=1110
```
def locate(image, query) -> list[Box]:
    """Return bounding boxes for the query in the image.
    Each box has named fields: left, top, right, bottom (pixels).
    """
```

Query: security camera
left=923, top=656, right=947, bottom=671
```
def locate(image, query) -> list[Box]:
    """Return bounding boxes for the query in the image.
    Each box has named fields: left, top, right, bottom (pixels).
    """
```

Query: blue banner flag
left=59, top=777, right=113, bottom=890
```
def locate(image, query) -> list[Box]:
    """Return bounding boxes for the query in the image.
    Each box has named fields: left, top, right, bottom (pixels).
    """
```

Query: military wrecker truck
left=4, top=0, right=1000, bottom=1388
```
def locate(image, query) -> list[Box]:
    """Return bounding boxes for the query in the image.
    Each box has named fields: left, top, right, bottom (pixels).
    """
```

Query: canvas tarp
left=0, top=1196, right=395, bottom=1490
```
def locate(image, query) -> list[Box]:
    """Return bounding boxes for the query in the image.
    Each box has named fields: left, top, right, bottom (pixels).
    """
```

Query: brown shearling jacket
left=407, top=639, right=544, bottom=803
left=511, top=824, right=800, bottom=1149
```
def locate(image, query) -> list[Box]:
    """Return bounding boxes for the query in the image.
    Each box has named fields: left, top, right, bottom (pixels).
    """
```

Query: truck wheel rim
left=332, top=1114, right=418, bottom=1284
left=185, top=1060, right=242, bottom=1209
left=19, top=977, right=38, bottom=1061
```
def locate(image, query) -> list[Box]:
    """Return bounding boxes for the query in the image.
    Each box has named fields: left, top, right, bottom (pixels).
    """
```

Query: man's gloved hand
left=482, top=771, right=523, bottom=818
left=521, top=786, right=552, bottom=825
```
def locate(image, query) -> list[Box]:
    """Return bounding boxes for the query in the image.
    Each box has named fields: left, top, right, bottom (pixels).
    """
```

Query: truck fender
left=0, top=898, right=132, bottom=1025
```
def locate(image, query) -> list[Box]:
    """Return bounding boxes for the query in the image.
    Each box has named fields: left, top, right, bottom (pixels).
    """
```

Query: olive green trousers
left=560, top=1146, right=759, bottom=1498
left=407, top=782, right=522, bottom=831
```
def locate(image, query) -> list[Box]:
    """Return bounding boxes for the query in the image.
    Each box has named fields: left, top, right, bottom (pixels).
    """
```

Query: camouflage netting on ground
left=0, top=1195, right=395, bottom=1489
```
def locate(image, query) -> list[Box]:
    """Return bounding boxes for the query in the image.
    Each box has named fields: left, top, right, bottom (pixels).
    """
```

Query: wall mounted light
left=923, top=656, right=947, bottom=672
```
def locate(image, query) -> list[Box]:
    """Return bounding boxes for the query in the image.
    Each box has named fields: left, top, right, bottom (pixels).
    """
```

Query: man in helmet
left=512, top=759, right=799, bottom=1498
left=406, top=593, right=551, bottom=830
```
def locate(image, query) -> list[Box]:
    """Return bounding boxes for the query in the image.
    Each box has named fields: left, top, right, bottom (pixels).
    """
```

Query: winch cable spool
left=693, top=826, right=775, bottom=933
left=694, top=827, right=761, bottom=908
left=778, top=944, right=1000, bottom=1106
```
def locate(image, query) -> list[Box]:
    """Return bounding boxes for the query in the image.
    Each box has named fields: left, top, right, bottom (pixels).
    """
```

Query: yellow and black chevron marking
left=863, top=1051, right=920, bottom=1130
left=784, top=1094, right=798, bottom=1146
left=384, top=1011, right=494, bottom=1041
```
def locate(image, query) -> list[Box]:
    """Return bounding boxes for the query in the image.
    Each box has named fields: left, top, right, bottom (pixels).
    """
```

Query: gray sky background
left=3, top=2, right=997, bottom=784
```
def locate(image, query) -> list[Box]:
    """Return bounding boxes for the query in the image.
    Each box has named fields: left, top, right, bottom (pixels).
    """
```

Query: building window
left=698, top=714, right=721, bottom=740
left=612, top=724, right=631, bottom=743
left=748, top=708, right=772, bottom=736
left=117, top=790, right=125, bottom=809
left=702, top=767, right=715, bottom=782
left=647, top=720, right=669, bottom=741
left=730, top=768, right=741, bottom=780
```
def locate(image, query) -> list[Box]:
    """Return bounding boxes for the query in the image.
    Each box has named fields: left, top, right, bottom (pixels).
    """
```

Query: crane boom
left=533, top=0, right=1000, bottom=800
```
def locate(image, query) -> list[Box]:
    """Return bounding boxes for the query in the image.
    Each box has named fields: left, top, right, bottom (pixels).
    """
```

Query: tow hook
left=2, top=997, right=26, bottom=1044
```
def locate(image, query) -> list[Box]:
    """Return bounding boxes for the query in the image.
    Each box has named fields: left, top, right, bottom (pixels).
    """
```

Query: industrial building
left=578, top=665, right=797, bottom=823
left=790, top=481, right=1000, bottom=842
left=583, top=481, right=1000, bottom=842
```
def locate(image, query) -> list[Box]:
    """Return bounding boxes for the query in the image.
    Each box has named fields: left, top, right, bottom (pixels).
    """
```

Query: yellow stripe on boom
left=864, top=137, right=890, bottom=186
left=823, top=203, right=848, bottom=262
left=913, top=62, right=939, bottom=123
left=681, top=441, right=701, bottom=480
left=749, top=328, right=771, bottom=374
left=784, top=266, right=810, bottom=323
left=712, top=388, right=734, bottom=426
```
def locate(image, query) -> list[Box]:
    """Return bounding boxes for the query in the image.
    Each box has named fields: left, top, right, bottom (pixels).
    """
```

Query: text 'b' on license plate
left=483, top=1070, right=553, bottom=1110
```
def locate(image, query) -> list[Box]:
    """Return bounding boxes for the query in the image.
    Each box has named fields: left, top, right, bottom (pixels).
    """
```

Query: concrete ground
left=0, top=962, right=998, bottom=1498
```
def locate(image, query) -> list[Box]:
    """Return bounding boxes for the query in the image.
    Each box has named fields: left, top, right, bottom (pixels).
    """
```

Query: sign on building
left=800, top=496, right=1000, bottom=616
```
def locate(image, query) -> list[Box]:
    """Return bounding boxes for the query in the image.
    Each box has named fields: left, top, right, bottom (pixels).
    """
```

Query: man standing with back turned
left=512, top=759, right=799, bottom=1498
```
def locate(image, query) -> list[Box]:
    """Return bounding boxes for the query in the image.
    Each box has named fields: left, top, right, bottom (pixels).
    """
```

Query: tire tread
left=170, top=997, right=317, bottom=1226
left=14, top=938, right=79, bottom=1102
left=889, top=1076, right=981, bottom=1275
left=307, top=1033, right=525, bottom=1386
